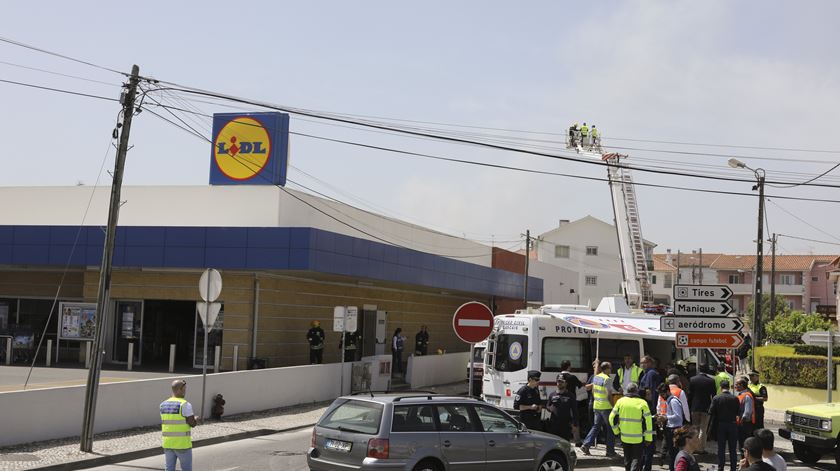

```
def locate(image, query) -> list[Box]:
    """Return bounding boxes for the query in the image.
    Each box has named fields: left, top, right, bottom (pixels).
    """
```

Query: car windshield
left=318, top=399, right=384, bottom=435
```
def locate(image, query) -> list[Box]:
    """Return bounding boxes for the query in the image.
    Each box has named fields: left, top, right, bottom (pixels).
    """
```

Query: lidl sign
left=209, top=112, right=289, bottom=186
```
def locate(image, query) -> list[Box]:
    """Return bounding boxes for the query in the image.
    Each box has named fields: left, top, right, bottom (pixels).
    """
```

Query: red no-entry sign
left=453, top=302, right=495, bottom=344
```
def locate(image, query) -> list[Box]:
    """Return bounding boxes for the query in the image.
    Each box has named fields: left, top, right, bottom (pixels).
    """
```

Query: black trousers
left=623, top=441, right=645, bottom=471
left=717, top=422, right=738, bottom=471
left=520, top=411, right=542, bottom=431
left=309, top=348, right=323, bottom=364
left=737, top=422, right=753, bottom=449
left=664, top=427, right=677, bottom=471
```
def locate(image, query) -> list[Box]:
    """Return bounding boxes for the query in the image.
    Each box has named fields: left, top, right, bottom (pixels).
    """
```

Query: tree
left=764, top=310, right=832, bottom=344
left=746, top=293, right=791, bottom=323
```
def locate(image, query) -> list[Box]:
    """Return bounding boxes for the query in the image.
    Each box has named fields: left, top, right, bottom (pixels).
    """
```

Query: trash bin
left=248, top=357, right=267, bottom=369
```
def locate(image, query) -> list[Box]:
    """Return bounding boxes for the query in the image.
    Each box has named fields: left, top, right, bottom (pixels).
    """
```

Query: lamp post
left=729, top=158, right=766, bottom=347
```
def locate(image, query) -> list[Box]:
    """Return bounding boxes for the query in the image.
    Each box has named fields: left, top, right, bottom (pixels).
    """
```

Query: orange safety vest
left=657, top=396, right=668, bottom=416
left=737, top=390, right=756, bottom=425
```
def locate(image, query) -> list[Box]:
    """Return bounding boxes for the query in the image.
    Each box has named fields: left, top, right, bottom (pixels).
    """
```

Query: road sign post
left=802, top=330, right=838, bottom=402
left=661, top=316, right=743, bottom=333
left=670, top=284, right=742, bottom=351
left=675, top=333, right=744, bottom=349
left=453, top=302, right=494, bottom=398
left=672, top=301, right=734, bottom=317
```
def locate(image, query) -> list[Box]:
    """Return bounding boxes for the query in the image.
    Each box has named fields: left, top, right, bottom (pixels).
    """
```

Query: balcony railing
left=728, top=283, right=804, bottom=295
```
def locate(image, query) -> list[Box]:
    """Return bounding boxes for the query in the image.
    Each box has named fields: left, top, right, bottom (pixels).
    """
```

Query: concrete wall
left=406, top=352, right=470, bottom=389
left=0, top=362, right=352, bottom=447
left=765, top=365, right=840, bottom=413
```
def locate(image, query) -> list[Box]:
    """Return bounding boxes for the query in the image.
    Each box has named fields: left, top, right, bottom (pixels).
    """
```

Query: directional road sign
left=673, top=301, right=733, bottom=317
left=673, top=284, right=732, bottom=301
left=675, top=332, right=744, bottom=349
left=661, top=316, right=743, bottom=333
left=453, top=301, right=494, bottom=344
left=802, top=330, right=840, bottom=346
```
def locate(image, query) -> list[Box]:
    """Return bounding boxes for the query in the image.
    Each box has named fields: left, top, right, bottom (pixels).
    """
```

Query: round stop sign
left=452, top=301, right=495, bottom=344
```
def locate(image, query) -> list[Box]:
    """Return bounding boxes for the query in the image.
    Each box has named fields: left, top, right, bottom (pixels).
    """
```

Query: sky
left=2, top=1, right=840, bottom=256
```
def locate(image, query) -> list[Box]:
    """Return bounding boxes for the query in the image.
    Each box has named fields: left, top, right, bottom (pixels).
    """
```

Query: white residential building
left=534, top=216, right=656, bottom=307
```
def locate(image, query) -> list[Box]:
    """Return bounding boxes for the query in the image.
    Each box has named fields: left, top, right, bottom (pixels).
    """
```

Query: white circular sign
left=508, top=341, right=523, bottom=361
left=199, top=269, right=222, bottom=302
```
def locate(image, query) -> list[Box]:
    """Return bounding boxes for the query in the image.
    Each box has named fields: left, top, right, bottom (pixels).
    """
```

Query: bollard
left=46, top=339, right=52, bottom=367
left=169, top=344, right=176, bottom=373
left=5, top=338, right=11, bottom=365
left=127, top=343, right=134, bottom=371
left=232, top=345, right=239, bottom=372
left=214, top=345, right=221, bottom=373
left=85, top=342, right=92, bottom=368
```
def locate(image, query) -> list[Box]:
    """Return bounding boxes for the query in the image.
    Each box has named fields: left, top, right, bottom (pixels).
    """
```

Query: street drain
left=0, top=454, right=41, bottom=462
left=270, top=451, right=305, bottom=457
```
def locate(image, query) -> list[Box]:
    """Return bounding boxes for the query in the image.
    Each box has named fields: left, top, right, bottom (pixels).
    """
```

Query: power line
left=0, top=60, right=121, bottom=86
left=0, top=78, right=119, bottom=102
left=766, top=198, right=840, bottom=243
left=777, top=234, right=840, bottom=248
left=0, top=36, right=126, bottom=76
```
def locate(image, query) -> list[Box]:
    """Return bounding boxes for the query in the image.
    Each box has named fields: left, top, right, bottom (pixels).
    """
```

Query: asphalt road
left=88, top=428, right=312, bottom=471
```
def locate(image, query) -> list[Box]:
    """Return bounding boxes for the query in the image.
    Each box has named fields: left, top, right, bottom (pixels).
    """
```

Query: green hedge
left=755, top=345, right=838, bottom=389
left=794, top=344, right=832, bottom=356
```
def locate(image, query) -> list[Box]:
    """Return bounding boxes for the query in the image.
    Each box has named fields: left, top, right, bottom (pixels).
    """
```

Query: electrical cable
left=0, top=78, right=119, bottom=102
left=0, top=60, right=121, bottom=86
left=766, top=199, right=840, bottom=244
left=0, top=36, right=126, bottom=76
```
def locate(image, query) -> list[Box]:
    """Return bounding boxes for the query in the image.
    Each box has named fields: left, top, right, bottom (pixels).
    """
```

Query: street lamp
left=729, top=158, right=766, bottom=348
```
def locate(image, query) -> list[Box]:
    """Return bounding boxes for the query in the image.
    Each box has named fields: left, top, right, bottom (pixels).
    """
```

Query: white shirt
left=764, top=453, right=786, bottom=471
left=181, top=401, right=194, bottom=418
left=622, top=367, right=633, bottom=390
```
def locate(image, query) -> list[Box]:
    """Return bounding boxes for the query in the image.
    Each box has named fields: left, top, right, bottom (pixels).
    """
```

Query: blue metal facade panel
left=0, top=225, right=543, bottom=300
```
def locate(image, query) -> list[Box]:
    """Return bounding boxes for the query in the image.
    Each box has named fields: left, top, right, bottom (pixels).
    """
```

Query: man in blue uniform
left=514, top=370, right=544, bottom=430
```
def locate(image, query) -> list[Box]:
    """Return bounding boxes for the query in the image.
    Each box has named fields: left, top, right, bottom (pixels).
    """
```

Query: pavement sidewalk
left=0, top=381, right=468, bottom=470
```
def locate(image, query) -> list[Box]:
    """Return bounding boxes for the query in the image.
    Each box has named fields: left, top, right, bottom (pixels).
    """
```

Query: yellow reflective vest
left=160, top=396, right=192, bottom=449
left=580, top=125, right=589, bottom=137
left=592, top=373, right=612, bottom=411
left=715, top=371, right=733, bottom=395
left=609, top=396, right=653, bottom=444
left=617, top=364, right=643, bottom=388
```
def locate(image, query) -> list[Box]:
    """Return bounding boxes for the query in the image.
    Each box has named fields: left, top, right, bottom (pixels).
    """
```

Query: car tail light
left=367, top=438, right=389, bottom=459
left=505, top=389, right=511, bottom=397
left=310, top=429, right=316, bottom=448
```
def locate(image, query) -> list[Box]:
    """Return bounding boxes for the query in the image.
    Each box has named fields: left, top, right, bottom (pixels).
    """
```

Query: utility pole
left=523, top=230, right=530, bottom=308
left=699, top=248, right=703, bottom=285
left=753, top=171, right=766, bottom=348
left=80, top=65, right=140, bottom=452
left=676, top=250, right=681, bottom=284
left=770, top=233, right=777, bottom=321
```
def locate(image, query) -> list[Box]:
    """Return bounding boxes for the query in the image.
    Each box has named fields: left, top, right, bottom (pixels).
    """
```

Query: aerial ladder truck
left=568, top=129, right=654, bottom=309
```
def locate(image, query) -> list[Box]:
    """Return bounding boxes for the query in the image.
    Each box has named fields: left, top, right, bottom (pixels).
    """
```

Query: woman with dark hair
left=392, top=328, right=406, bottom=377
left=673, top=426, right=702, bottom=471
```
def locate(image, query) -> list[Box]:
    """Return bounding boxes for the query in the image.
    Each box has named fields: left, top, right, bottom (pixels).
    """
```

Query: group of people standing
left=568, top=121, right=601, bottom=150
left=513, top=354, right=777, bottom=471
left=305, top=320, right=432, bottom=371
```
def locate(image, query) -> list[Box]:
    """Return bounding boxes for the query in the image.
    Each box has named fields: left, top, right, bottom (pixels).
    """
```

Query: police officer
left=306, top=320, right=325, bottom=364
left=415, top=325, right=429, bottom=356
left=339, top=331, right=361, bottom=362
left=747, top=371, right=768, bottom=429
left=160, top=379, right=197, bottom=471
left=610, top=383, right=653, bottom=471
left=514, top=370, right=544, bottom=430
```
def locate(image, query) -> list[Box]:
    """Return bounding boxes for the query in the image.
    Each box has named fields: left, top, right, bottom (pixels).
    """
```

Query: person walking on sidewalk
left=581, top=361, right=617, bottom=457
left=710, top=379, right=739, bottom=471
left=610, top=383, right=653, bottom=471
left=160, top=379, right=198, bottom=471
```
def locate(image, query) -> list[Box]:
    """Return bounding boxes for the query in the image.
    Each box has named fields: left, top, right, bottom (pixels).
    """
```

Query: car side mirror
left=516, top=421, right=529, bottom=433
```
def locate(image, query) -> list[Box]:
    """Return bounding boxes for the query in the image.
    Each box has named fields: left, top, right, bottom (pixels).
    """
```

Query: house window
left=651, top=275, right=657, bottom=285
left=555, top=245, right=570, bottom=258
left=728, top=274, right=740, bottom=284
left=780, top=275, right=795, bottom=285
left=586, top=246, right=598, bottom=256
left=664, top=273, right=673, bottom=289
left=812, top=276, right=819, bottom=282
left=585, top=276, right=598, bottom=286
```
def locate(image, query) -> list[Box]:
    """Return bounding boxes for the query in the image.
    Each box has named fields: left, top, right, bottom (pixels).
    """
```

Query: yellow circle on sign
left=214, top=117, right=272, bottom=181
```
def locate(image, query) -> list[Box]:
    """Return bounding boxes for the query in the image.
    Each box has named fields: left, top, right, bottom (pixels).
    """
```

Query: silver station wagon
left=307, top=393, right=575, bottom=471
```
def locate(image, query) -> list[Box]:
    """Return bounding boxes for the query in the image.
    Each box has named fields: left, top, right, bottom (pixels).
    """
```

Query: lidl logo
left=210, top=112, right=290, bottom=186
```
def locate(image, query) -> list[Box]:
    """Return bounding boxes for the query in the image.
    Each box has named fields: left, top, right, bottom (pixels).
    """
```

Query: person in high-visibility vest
left=656, top=383, right=684, bottom=471
left=581, top=361, right=617, bottom=457
left=735, top=377, right=755, bottom=448
left=580, top=122, right=590, bottom=147
left=590, top=125, right=600, bottom=149
left=614, top=354, right=644, bottom=394
left=714, top=363, right=733, bottom=395
left=747, top=371, right=768, bottom=429
left=610, top=383, right=653, bottom=471
left=160, top=379, right=198, bottom=471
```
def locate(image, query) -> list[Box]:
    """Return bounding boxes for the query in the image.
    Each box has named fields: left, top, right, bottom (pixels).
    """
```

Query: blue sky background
left=2, top=1, right=840, bottom=255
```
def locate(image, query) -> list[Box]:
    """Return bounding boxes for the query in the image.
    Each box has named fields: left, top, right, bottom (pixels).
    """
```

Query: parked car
left=307, top=392, right=576, bottom=471
left=780, top=403, right=840, bottom=465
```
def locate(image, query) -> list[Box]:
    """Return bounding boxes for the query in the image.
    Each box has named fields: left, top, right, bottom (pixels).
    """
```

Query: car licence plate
left=325, top=439, right=352, bottom=453
left=791, top=432, right=806, bottom=442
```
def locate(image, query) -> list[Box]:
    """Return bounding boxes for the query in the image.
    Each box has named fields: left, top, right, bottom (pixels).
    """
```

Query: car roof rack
left=350, top=389, right=440, bottom=398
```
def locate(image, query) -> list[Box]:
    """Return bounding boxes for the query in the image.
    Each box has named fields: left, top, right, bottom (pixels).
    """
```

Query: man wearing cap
left=610, top=383, right=653, bottom=471
left=748, top=371, right=768, bottom=429
left=582, top=361, right=617, bottom=457
left=547, top=375, right=578, bottom=441
left=514, top=370, right=544, bottom=430
left=160, top=379, right=198, bottom=471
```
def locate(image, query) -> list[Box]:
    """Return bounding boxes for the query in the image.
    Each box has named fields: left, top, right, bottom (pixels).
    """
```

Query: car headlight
left=822, top=419, right=832, bottom=431
left=784, top=412, right=792, bottom=424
